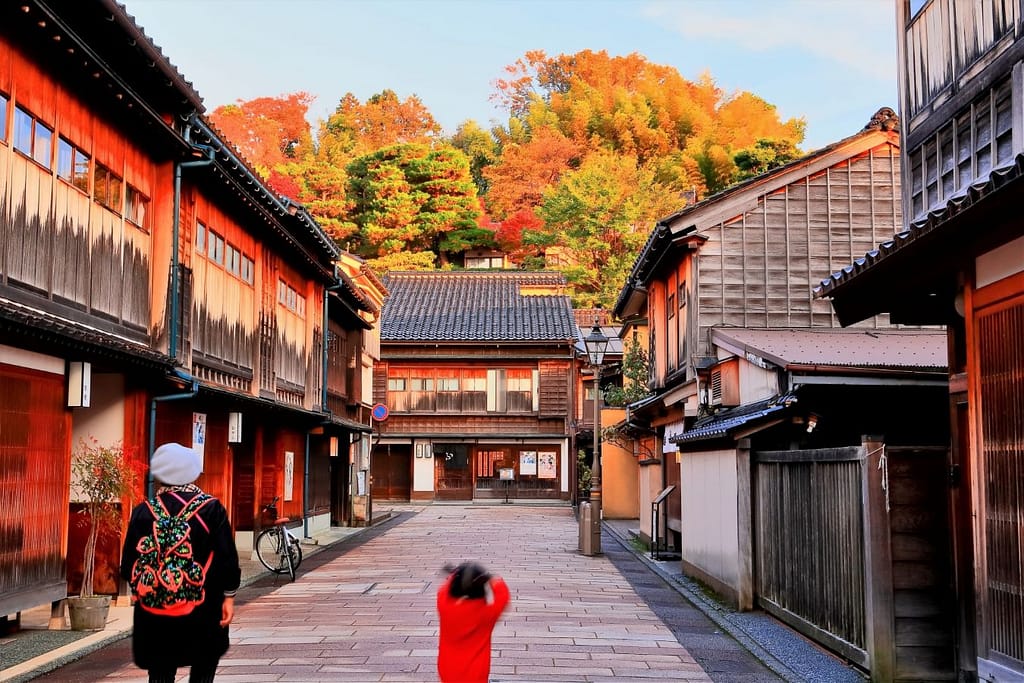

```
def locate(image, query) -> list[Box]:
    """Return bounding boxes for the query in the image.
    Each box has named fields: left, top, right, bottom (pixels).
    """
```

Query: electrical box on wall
left=228, top=412, right=243, bottom=443
left=67, top=362, right=91, bottom=407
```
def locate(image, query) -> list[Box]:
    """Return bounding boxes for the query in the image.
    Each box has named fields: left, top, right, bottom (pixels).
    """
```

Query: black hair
left=448, top=562, right=490, bottom=599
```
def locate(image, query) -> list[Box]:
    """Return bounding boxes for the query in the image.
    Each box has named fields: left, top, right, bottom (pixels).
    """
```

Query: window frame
left=13, top=105, right=53, bottom=169
left=124, top=184, right=149, bottom=231
left=56, top=136, right=90, bottom=193
left=94, top=163, right=123, bottom=213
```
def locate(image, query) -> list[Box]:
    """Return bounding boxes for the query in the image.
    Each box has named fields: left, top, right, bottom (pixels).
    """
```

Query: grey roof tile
left=381, top=271, right=577, bottom=342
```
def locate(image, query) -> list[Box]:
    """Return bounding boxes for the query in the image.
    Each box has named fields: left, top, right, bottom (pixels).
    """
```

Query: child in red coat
left=436, top=563, right=510, bottom=683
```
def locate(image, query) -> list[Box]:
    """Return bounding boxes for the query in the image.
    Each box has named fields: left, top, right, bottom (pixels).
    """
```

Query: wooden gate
left=755, top=447, right=868, bottom=665
left=754, top=443, right=955, bottom=680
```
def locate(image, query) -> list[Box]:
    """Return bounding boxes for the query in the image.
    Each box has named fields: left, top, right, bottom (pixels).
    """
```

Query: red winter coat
left=436, top=574, right=510, bottom=683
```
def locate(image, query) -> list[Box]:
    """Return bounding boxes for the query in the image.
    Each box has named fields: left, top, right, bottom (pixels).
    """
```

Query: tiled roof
left=673, top=394, right=798, bottom=446
left=711, top=328, right=947, bottom=371
left=815, top=153, right=1024, bottom=298
left=109, top=1, right=205, bottom=111
left=380, top=272, right=576, bottom=342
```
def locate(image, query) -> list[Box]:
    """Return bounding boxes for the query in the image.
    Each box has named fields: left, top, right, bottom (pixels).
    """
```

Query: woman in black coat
left=120, top=443, right=241, bottom=683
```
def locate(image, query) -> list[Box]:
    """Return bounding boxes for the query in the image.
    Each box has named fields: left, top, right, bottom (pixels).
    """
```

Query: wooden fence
left=754, top=441, right=955, bottom=681
left=755, top=446, right=869, bottom=666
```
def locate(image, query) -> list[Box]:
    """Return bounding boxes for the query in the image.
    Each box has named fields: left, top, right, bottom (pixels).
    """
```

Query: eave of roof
left=104, top=0, right=205, bottom=112
left=0, top=296, right=173, bottom=369
left=674, top=393, right=798, bottom=447
left=190, top=117, right=339, bottom=275
left=710, top=328, right=948, bottom=372
left=814, top=153, right=1024, bottom=324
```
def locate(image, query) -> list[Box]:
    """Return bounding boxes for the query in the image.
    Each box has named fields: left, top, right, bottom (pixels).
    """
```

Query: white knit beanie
left=150, top=443, right=202, bottom=486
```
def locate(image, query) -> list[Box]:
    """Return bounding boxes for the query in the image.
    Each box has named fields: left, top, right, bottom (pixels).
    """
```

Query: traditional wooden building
left=613, top=108, right=905, bottom=556
left=610, top=110, right=964, bottom=678
left=0, top=1, right=374, bottom=619
left=816, top=4, right=1024, bottom=680
left=372, top=271, right=577, bottom=502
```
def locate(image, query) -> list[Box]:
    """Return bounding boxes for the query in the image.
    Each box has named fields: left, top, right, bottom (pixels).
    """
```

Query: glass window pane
left=14, top=107, right=32, bottom=154
left=57, top=138, right=73, bottom=179
left=0, top=94, right=7, bottom=142
left=196, top=222, right=206, bottom=251
left=94, top=166, right=108, bottom=206
left=73, top=150, right=90, bottom=192
left=108, top=174, right=122, bottom=211
left=33, top=122, right=51, bottom=168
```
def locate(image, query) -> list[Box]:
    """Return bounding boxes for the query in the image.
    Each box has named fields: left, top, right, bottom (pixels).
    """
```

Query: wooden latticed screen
left=0, top=364, right=70, bottom=614
left=978, top=296, right=1024, bottom=665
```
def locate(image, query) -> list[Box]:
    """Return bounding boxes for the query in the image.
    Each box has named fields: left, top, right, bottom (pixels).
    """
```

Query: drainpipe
left=170, top=123, right=215, bottom=360
left=322, top=266, right=344, bottom=410
left=148, top=369, right=199, bottom=498
left=309, top=270, right=345, bottom=537
left=304, top=431, right=311, bottom=539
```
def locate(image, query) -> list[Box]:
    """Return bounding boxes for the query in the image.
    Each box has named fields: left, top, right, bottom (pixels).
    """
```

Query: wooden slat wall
left=0, top=364, right=70, bottom=615
left=755, top=449, right=867, bottom=665
left=695, top=146, right=900, bottom=358
left=904, top=0, right=1018, bottom=123
left=0, top=45, right=154, bottom=332
left=978, top=297, right=1024, bottom=664
left=538, top=360, right=569, bottom=418
left=274, top=260, right=309, bottom=394
left=190, top=193, right=257, bottom=372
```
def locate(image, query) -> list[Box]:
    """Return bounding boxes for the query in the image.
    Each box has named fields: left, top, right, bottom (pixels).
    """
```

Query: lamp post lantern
left=582, top=319, right=609, bottom=555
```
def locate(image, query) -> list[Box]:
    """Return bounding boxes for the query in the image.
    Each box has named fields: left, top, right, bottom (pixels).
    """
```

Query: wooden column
left=736, top=438, right=754, bottom=611
left=862, top=435, right=895, bottom=682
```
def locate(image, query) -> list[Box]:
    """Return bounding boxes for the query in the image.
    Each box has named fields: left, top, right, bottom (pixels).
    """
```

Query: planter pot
left=67, top=595, right=111, bottom=631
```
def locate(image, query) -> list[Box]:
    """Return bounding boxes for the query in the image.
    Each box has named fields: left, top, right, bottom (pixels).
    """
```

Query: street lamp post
left=583, top=320, right=609, bottom=555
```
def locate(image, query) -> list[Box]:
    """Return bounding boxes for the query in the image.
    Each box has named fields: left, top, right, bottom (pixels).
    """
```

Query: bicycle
left=254, top=496, right=303, bottom=581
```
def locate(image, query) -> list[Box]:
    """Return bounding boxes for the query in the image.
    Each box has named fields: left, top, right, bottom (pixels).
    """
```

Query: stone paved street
left=32, top=506, right=793, bottom=682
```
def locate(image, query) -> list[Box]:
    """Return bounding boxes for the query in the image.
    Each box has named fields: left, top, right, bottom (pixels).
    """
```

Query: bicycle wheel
left=286, top=532, right=303, bottom=574
left=255, top=528, right=290, bottom=574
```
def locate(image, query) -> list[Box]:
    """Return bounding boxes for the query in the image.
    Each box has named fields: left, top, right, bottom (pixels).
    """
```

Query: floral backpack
left=129, top=491, right=213, bottom=615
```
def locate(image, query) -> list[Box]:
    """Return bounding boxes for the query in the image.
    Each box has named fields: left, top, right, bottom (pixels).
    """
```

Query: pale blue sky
left=125, top=0, right=897, bottom=151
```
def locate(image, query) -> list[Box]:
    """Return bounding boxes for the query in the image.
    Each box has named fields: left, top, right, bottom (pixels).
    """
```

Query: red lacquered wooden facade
left=0, top=1, right=375, bottom=619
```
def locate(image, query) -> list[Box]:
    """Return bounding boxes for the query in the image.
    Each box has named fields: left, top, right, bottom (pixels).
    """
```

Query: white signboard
left=519, top=451, right=538, bottom=476
left=284, top=451, right=294, bottom=501
left=663, top=419, right=686, bottom=454
left=192, top=413, right=207, bottom=467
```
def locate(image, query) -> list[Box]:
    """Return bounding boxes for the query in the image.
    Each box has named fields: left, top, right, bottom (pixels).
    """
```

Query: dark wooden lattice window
left=979, top=296, right=1024, bottom=663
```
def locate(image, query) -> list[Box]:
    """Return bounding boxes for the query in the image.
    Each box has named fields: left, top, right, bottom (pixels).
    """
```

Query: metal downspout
left=312, top=269, right=344, bottom=536
left=170, top=124, right=215, bottom=359
left=148, top=370, right=199, bottom=498
left=304, top=432, right=311, bottom=539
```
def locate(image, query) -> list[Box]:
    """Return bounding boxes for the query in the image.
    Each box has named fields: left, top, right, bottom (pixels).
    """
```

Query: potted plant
left=68, top=437, right=139, bottom=630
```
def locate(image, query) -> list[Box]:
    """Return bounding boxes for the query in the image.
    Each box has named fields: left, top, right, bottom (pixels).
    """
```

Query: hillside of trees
left=209, top=49, right=805, bottom=308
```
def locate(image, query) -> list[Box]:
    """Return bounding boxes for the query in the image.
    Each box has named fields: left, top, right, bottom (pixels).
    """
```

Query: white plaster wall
left=413, top=441, right=434, bottom=492
left=638, top=460, right=663, bottom=541
left=680, top=448, right=740, bottom=589
left=976, top=235, right=1024, bottom=287
left=0, top=345, right=63, bottom=374
left=70, top=373, right=126, bottom=502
